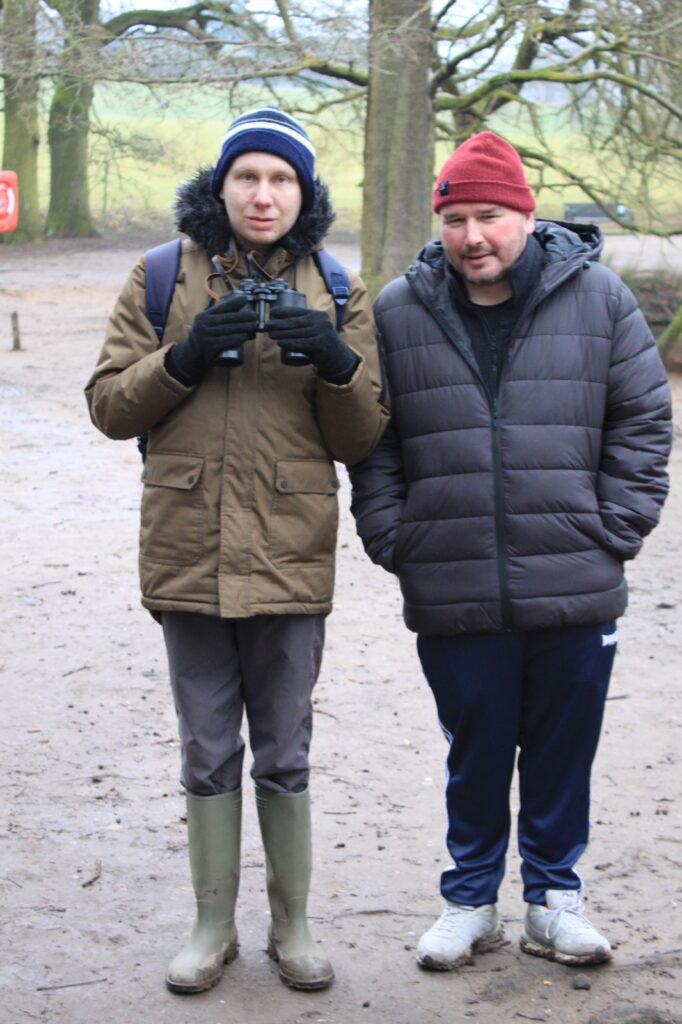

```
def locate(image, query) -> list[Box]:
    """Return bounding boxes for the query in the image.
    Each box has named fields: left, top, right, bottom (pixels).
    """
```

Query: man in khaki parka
left=85, top=106, right=388, bottom=995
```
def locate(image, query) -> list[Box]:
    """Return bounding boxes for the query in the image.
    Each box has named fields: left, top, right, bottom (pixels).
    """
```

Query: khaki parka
left=85, top=172, right=389, bottom=619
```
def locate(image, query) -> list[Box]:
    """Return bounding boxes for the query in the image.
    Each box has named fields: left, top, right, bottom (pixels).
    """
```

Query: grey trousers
left=162, top=612, right=325, bottom=796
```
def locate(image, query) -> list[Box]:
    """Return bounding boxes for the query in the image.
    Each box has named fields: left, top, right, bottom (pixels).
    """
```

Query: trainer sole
left=520, top=933, right=612, bottom=966
left=417, top=927, right=506, bottom=971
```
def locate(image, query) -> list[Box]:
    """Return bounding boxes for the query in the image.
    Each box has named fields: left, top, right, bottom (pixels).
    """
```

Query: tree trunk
left=44, top=77, right=99, bottom=237
left=44, top=0, right=101, bottom=238
left=361, top=0, right=434, bottom=297
left=1, top=0, right=42, bottom=242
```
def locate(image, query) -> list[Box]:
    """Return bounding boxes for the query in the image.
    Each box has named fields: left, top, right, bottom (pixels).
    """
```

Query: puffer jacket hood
left=412, top=219, right=603, bottom=286
left=174, top=166, right=336, bottom=259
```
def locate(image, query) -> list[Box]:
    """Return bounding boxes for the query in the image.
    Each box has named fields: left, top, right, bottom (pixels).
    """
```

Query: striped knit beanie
left=211, top=105, right=316, bottom=213
left=432, top=131, right=536, bottom=213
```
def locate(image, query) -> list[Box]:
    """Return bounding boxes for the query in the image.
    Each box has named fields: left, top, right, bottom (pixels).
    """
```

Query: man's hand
left=267, top=306, right=358, bottom=384
left=166, top=293, right=258, bottom=386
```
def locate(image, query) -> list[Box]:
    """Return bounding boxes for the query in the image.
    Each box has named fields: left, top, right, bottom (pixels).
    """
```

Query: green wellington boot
left=166, top=789, right=241, bottom=994
left=255, top=787, right=334, bottom=990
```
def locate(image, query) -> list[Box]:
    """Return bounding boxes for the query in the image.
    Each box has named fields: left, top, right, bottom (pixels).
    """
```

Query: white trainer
left=520, top=889, right=612, bottom=965
left=417, top=901, right=504, bottom=970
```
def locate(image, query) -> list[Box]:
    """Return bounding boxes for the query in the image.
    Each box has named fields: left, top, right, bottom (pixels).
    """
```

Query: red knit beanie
left=432, top=131, right=536, bottom=214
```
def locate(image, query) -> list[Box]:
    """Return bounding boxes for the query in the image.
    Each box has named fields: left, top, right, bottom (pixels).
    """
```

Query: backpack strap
left=144, top=238, right=182, bottom=340
left=137, top=239, right=182, bottom=461
left=312, top=249, right=350, bottom=332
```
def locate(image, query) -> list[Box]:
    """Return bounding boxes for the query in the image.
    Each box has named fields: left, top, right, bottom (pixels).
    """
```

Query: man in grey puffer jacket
left=350, top=132, right=672, bottom=971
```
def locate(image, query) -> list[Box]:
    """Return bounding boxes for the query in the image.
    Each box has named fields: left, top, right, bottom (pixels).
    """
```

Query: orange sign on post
left=0, top=171, right=19, bottom=233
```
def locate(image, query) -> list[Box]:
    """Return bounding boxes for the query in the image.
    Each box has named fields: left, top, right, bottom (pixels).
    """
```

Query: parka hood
left=174, top=166, right=336, bottom=259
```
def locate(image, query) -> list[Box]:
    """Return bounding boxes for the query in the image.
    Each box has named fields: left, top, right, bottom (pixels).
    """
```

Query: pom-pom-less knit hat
left=432, top=131, right=536, bottom=214
left=211, top=105, right=316, bottom=213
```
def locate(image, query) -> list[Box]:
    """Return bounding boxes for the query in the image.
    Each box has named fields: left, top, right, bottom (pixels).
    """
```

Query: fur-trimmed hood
left=174, top=166, right=336, bottom=259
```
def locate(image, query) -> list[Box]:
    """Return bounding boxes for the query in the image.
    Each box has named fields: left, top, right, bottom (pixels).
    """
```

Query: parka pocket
left=268, top=459, right=340, bottom=566
left=140, top=453, right=205, bottom=565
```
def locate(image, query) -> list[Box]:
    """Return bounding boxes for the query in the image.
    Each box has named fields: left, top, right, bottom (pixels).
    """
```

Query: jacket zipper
left=491, top=390, right=513, bottom=628
left=483, top=265, right=585, bottom=628
left=476, top=312, right=513, bottom=629
left=409, top=257, right=587, bottom=630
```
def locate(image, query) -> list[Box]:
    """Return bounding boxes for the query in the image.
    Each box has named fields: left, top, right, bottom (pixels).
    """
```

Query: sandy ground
left=0, top=231, right=681, bottom=1024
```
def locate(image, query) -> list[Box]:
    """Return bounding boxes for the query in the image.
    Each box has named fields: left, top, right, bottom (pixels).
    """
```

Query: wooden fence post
left=11, top=311, right=21, bottom=350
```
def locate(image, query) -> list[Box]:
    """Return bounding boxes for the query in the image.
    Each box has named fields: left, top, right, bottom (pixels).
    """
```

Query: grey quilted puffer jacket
left=350, top=221, right=672, bottom=636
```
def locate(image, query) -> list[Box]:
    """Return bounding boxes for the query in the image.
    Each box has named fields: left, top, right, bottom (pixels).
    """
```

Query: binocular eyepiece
left=217, top=278, right=308, bottom=368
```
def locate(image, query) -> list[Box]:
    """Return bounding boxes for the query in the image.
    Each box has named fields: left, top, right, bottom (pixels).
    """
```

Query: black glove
left=266, top=306, right=359, bottom=384
left=165, top=292, right=258, bottom=386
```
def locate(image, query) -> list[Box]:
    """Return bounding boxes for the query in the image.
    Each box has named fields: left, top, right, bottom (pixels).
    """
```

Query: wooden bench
left=563, top=201, right=632, bottom=223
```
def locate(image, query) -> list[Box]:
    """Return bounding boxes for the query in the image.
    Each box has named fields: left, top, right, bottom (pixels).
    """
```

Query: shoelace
left=544, top=899, right=594, bottom=941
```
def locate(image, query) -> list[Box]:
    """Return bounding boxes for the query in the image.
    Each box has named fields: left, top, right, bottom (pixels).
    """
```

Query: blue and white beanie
left=211, top=105, right=317, bottom=213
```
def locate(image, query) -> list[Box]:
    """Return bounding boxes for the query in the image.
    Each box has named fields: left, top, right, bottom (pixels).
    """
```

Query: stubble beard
left=460, top=259, right=506, bottom=287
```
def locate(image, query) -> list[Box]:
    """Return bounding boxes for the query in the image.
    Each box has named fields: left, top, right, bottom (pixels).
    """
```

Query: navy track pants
left=417, top=623, right=617, bottom=905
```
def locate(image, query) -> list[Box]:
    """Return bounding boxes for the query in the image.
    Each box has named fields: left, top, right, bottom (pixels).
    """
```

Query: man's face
left=219, top=152, right=303, bottom=249
left=440, top=202, right=535, bottom=291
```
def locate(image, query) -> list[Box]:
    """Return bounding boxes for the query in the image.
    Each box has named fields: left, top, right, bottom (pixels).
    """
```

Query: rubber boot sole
left=267, top=939, right=334, bottom=991
left=166, top=941, right=239, bottom=995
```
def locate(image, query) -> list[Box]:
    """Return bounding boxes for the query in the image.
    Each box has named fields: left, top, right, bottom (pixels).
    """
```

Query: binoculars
left=217, top=278, right=308, bottom=367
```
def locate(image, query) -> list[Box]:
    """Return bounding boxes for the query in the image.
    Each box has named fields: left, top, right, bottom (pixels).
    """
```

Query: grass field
left=2, top=82, right=679, bottom=232
left=86, top=83, right=368, bottom=230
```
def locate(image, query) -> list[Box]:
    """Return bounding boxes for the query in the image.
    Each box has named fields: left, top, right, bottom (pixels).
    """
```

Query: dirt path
left=0, top=234, right=681, bottom=1024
